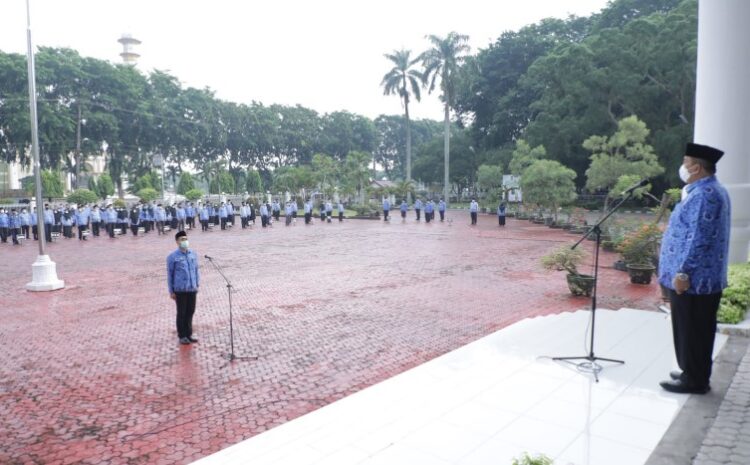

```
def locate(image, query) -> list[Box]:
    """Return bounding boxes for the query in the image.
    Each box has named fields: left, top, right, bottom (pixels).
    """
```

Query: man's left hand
left=673, top=275, right=690, bottom=295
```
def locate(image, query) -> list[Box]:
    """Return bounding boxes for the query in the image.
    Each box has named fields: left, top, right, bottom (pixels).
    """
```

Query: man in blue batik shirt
left=658, top=142, right=731, bottom=394
left=167, top=230, right=200, bottom=345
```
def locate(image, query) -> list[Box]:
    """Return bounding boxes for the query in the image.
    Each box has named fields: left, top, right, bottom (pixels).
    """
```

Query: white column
left=694, top=0, right=750, bottom=264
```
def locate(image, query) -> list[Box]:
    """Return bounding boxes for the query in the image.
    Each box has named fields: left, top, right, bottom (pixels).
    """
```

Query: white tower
left=118, top=33, right=141, bottom=65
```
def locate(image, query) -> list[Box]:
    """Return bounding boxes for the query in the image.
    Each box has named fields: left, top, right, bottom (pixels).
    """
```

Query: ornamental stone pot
left=566, top=273, right=595, bottom=296
left=626, top=263, right=656, bottom=285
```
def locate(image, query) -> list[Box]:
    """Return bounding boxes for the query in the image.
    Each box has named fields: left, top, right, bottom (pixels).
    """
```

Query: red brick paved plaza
left=0, top=212, right=659, bottom=464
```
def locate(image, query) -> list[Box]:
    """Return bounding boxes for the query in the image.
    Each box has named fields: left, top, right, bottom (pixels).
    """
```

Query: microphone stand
left=551, top=190, right=636, bottom=382
left=204, top=256, right=257, bottom=363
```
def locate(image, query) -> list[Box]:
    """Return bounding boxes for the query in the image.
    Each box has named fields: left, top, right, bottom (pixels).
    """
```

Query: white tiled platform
left=193, top=309, right=727, bottom=465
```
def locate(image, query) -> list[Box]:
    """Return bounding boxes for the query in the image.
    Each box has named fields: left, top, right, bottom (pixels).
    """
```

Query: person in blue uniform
left=30, top=209, right=38, bottom=240
left=90, top=205, right=101, bottom=237
left=19, top=208, right=31, bottom=239
left=337, top=201, right=344, bottom=222
left=400, top=199, right=408, bottom=221
left=424, top=199, right=434, bottom=223
left=382, top=198, right=390, bottom=221
left=0, top=208, right=8, bottom=243
left=75, top=204, right=89, bottom=240
left=497, top=202, right=506, bottom=226
left=186, top=203, right=195, bottom=230
left=438, top=199, right=446, bottom=222
left=8, top=209, right=22, bottom=245
left=167, top=230, right=200, bottom=345
left=469, top=198, right=478, bottom=225
left=658, top=143, right=731, bottom=395
left=414, top=198, right=422, bottom=221
left=43, top=204, right=54, bottom=242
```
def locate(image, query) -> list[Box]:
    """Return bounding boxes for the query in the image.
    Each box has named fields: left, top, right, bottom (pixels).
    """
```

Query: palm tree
left=381, top=49, right=422, bottom=196
left=420, top=32, right=470, bottom=205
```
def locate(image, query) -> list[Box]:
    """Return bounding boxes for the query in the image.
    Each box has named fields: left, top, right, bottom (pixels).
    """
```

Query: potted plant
left=541, top=245, right=595, bottom=296
left=618, top=222, right=662, bottom=284
left=512, top=452, right=553, bottom=465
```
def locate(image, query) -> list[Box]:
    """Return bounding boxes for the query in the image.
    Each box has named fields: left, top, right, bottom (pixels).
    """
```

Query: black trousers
left=63, top=225, right=73, bottom=238
left=0, top=227, right=7, bottom=243
left=338, top=212, right=343, bottom=222
left=32, top=225, right=38, bottom=240
left=10, top=228, right=20, bottom=244
left=45, top=223, right=53, bottom=242
left=401, top=211, right=406, bottom=219
left=175, top=291, right=197, bottom=339
left=200, top=219, right=208, bottom=231
left=439, top=211, right=445, bottom=221
left=78, top=225, right=88, bottom=240
left=131, top=225, right=139, bottom=236
left=383, top=210, right=389, bottom=221
left=107, top=223, right=116, bottom=238
left=670, top=290, right=721, bottom=388
left=220, top=218, right=226, bottom=230
left=304, top=212, right=311, bottom=224
left=416, top=209, right=421, bottom=221
left=261, top=215, right=268, bottom=227
left=471, top=212, right=477, bottom=225
left=499, top=216, right=506, bottom=226
left=21, top=225, right=30, bottom=238
left=92, top=222, right=100, bottom=236
left=273, top=211, right=280, bottom=221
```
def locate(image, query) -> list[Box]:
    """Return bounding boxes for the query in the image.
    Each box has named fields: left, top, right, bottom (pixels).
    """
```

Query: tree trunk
left=74, top=104, right=82, bottom=189
left=443, top=103, right=450, bottom=205
left=405, top=97, right=412, bottom=204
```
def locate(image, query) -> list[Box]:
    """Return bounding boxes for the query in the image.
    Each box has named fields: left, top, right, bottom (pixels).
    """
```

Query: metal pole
left=26, top=0, right=45, bottom=258
left=25, top=0, right=63, bottom=292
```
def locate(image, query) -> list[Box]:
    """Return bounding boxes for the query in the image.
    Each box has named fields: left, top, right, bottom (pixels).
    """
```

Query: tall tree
left=381, top=49, right=423, bottom=191
left=420, top=32, right=470, bottom=204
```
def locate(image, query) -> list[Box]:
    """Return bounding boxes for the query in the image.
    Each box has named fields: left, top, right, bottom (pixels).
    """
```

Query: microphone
left=620, top=179, right=649, bottom=196
left=204, top=254, right=213, bottom=260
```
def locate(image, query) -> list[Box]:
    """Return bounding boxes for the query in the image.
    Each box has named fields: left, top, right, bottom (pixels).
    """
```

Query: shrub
left=718, top=263, right=750, bottom=324
left=541, top=245, right=587, bottom=276
left=113, top=199, right=127, bottom=208
left=617, top=222, right=662, bottom=265
left=512, top=453, right=553, bottom=465
left=184, top=188, right=204, bottom=201
left=66, top=189, right=99, bottom=205
left=137, top=188, right=158, bottom=202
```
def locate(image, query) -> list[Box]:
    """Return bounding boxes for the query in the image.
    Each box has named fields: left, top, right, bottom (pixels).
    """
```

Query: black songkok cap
left=686, top=143, right=724, bottom=163
left=175, top=230, right=187, bottom=241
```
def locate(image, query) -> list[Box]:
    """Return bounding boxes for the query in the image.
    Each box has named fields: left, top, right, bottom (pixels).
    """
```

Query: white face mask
left=179, top=239, right=189, bottom=249
left=678, top=164, right=692, bottom=183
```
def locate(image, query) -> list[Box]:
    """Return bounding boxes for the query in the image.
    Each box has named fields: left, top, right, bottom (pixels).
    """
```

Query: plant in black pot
left=618, top=222, right=662, bottom=284
left=541, top=245, right=595, bottom=296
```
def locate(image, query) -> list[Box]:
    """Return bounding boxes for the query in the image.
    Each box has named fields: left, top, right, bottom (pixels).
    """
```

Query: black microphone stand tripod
left=551, top=190, right=638, bottom=382
left=204, top=255, right=257, bottom=363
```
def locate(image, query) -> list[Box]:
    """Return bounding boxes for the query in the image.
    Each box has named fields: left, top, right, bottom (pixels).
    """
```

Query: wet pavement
left=0, top=212, right=659, bottom=464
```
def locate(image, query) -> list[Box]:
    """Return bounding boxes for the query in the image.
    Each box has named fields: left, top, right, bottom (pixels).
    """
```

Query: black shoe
left=659, top=379, right=710, bottom=394
left=670, top=370, right=683, bottom=381
left=179, top=337, right=191, bottom=345
left=187, top=336, right=198, bottom=343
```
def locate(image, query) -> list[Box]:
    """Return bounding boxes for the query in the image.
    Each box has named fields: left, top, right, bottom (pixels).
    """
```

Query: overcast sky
left=2, top=0, right=609, bottom=120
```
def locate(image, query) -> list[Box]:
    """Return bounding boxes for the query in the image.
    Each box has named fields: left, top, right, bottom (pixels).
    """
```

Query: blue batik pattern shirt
left=167, top=249, right=200, bottom=294
left=658, top=176, right=731, bottom=295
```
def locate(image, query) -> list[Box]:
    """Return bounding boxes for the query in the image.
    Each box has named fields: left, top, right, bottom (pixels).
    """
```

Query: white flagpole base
left=26, top=254, right=65, bottom=292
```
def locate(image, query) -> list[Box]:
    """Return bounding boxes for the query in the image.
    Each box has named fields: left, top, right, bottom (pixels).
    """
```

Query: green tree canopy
left=520, top=159, right=578, bottom=221
left=177, top=172, right=195, bottom=194
left=584, top=115, right=664, bottom=204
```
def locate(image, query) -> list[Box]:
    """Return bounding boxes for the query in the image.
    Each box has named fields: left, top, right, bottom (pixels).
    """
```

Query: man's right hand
left=170, top=293, right=176, bottom=300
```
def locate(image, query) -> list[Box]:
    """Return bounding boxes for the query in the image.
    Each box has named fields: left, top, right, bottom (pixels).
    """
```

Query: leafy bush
left=184, top=188, right=204, bottom=201
left=66, top=189, right=98, bottom=205
left=177, top=172, right=195, bottom=195
left=349, top=204, right=379, bottom=216
left=617, top=222, right=662, bottom=265
left=541, top=245, right=587, bottom=276
left=136, top=188, right=158, bottom=202
left=113, top=199, right=127, bottom=208
left=512, top=453, right=553, bottom=465
left=718, top=263, right=750, bottom=324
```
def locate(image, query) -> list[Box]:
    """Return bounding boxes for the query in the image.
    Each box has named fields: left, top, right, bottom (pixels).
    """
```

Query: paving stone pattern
left=0, top=212, right=659, bottom=464
left=694, top=343, right=750, bottom=465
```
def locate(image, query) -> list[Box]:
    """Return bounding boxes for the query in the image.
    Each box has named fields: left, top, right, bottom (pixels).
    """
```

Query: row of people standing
left=381, top=198, right=447, bottom=223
